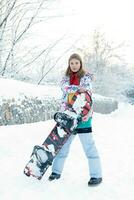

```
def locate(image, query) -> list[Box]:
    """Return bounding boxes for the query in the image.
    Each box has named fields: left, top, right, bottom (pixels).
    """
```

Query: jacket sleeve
left=80, top=73, right=93, bottom=92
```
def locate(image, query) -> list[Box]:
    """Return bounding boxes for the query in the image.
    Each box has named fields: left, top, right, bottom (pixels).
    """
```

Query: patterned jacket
left=60, top=72, right=93, bottom=118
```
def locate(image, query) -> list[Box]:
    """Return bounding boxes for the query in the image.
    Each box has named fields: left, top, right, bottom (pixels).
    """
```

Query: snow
left=0, top=77, right=61, bottom=100
left=0, top=78, right=134, bottom=200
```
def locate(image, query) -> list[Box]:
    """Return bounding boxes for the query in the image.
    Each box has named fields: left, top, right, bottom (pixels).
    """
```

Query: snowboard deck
left=24, top=90, right=92, bottom=180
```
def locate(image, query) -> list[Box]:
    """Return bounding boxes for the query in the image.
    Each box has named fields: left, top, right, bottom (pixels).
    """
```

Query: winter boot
left=48, top=172, right=61, bottom=181
left=88, top=177, right=102, bottom=186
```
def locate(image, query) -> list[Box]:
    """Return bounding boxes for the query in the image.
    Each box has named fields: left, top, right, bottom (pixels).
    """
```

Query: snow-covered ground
left=0, top=102, right=134, bottom=200
left=0, top=77, right=134, bottom=200
left=0, top=77, right=61, bottom=100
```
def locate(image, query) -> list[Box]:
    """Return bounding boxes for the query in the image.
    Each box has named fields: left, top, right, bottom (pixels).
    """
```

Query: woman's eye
left=70, top=62, right=74, bottom=65
left=75, top=62, right=79, bottom=64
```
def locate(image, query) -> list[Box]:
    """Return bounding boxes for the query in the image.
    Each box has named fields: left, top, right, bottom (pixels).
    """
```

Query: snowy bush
left=0, top=95, right=60, bottom=126
left=123, top=87, right=134, bottom=104
left=0, top=94, right=118, bottom=126
left=93, top=94, right=118, bottom=114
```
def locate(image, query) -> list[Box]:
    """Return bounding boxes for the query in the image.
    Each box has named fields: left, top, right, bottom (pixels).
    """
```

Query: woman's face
left=69, top=58, right=81, bottom=72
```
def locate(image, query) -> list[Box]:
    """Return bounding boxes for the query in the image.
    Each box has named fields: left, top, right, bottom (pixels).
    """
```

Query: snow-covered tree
left=78, top=29, right=130, bottom=100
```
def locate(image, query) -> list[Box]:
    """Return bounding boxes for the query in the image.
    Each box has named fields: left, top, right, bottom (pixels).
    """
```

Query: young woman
left=49, top=53, right=102, bottom=186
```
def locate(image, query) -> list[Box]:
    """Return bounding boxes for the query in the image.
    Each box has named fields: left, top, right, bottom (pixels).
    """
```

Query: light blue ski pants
left=52, top=132, right=102, bottom=178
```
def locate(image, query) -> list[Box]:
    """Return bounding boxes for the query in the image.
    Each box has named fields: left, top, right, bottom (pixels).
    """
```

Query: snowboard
left=23, top=90, right=92, bottom=180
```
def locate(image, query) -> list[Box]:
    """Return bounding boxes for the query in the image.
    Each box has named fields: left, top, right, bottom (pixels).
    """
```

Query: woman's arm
left=80, top=73, right=93, bottom=92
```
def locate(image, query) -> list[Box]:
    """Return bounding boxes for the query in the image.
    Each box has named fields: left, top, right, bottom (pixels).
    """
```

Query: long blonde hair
left=65, top=53, right=85, bottom=78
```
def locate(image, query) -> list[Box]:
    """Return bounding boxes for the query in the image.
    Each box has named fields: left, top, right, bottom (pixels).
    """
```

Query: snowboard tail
left=24, top=145, right=53, bottom=179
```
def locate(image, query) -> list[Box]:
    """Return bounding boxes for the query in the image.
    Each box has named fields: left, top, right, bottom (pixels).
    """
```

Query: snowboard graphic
left=23, top=90, right=92, bottom=180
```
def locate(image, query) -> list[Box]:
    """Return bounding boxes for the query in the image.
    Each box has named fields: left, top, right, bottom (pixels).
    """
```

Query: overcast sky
left=33, top=0, right=134, bottom=65
left=53, top=0, right=134, bottom=64
left=58, top=0, right=133, bottom=38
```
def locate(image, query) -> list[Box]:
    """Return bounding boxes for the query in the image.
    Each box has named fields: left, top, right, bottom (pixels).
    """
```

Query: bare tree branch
left=14, top=34, right=67, bottom=75
left=15, top=0, right=45, bottom=43
left=0, top=0, right=17, bottom=28
left=37, top=36, right=83, bottom=85
left=0, top=0, right=47, bottom=76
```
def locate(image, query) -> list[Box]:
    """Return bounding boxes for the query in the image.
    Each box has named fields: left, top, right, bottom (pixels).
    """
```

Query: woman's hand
left=82, top=113, right=90, bottom=122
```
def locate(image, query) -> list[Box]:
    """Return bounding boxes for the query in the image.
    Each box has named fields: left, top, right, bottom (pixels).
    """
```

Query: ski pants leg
left=78, top=133, right=102, bottom=178
left=52, top=132, right=102, bottom=178
left=52, top=134, right=75, bottom=175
